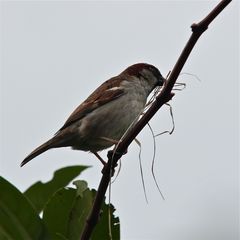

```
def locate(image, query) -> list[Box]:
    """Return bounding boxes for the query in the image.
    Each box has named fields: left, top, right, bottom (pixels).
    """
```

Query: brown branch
left=80, top=1, right=232, bottom=239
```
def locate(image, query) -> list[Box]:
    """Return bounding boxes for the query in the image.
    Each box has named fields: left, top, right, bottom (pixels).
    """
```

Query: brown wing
left=58, top=76, right=125, bottom=131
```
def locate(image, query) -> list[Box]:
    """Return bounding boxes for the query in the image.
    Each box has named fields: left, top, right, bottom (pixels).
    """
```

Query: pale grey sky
left=1, top=1, right=239, bottom=240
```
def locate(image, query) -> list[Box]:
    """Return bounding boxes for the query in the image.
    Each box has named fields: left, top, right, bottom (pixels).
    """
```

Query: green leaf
left=0, top=176, right=49, bottom=240
left=43, top=181, right=120, bottom=240
left=67, top=186, right=94, bottom=240
left=24, top=165, right=89, bottom=213
left=92, top=202, right=120, bottom=240
left=42, top=188, right=76, bottom=239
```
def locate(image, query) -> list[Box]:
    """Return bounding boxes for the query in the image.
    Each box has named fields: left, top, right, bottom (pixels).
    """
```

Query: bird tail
left=21, top=139, right=53, bottom=167
left=21, top=129, right=75, bottom=167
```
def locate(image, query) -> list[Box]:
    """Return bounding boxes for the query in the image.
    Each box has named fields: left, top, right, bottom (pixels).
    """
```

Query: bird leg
left=94, top=137, right=128, bottom=176
left=92, top=151, right=117, bottom=176
left=92, top=152, right=106, bottom=166
left=92, top=137, right=120, bottom=166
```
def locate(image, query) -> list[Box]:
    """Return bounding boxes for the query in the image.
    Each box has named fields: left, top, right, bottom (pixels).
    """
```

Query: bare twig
left=80, top=1, right=231, bottom=239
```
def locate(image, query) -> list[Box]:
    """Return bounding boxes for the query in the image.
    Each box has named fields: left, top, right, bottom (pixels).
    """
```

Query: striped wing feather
left=58, top=76, right=125, bottom=131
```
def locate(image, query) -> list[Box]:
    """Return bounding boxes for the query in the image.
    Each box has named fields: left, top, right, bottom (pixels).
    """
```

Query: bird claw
left=93, top=148, right=126, bottom=176
left=101, top=161, right=118, bottom=176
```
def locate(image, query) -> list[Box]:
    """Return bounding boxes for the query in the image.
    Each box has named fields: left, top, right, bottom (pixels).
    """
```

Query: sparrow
left=21, top=63, right=165, bottom=167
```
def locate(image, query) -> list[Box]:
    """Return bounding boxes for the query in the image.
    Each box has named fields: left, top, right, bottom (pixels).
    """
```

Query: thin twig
left=135, top=138, right=148, bottom=203
left=147, top=123, right=165, bottom=200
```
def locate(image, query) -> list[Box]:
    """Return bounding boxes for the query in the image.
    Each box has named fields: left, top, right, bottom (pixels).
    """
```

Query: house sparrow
left=21, top=63, right=165, bottom=167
